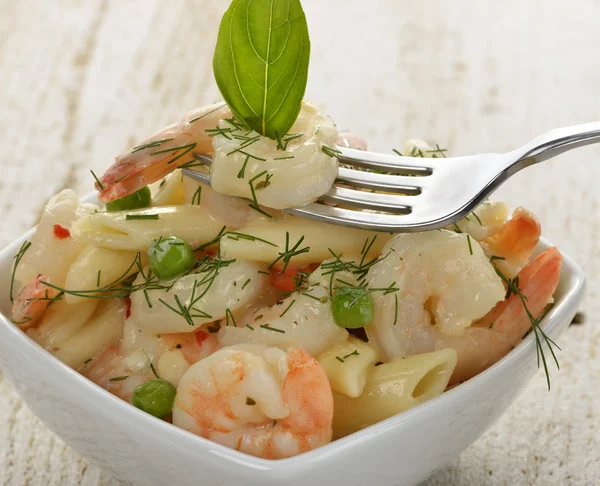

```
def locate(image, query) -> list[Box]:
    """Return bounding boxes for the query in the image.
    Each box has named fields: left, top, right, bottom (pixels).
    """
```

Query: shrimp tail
left=441, top=247, right=562, bottom=385
left=11, top=275, right=59, bottom=329
left=481, top=207, right=541, bottom=263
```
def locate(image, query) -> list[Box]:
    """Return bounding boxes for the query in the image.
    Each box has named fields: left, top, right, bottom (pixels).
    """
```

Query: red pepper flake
left=125, top=298, right=132, bottom=319
left=53, top=224, right=71, bottom=239
left=195, top=330, right=209, bottom=346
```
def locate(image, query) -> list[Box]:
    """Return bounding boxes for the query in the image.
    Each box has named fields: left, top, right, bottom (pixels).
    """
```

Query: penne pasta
left=317, top=337, right=379, bottom=398
left=70, top=205, right=228, bottom=251
left=130, top=260, right=269, bottom=334
left=150, top=170, right=186, bottom=206
left=52, top=298, right=127, bottom=370
left=28, top=298, right=99, bottom=351
left=15, top=190, right=96, bottom=290
left=64, top=246, right=147, bottom=304
left=332, top=349, right=458, bottom=438
left=220, top=215, right=392, bottom=264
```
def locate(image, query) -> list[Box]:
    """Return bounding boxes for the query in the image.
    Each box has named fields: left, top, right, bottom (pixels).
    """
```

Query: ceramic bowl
left=0, top=199, right=585, bottom=486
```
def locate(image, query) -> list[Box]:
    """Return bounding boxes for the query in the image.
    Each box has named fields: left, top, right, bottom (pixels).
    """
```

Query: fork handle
left=508, top=121, right=600, bottom=172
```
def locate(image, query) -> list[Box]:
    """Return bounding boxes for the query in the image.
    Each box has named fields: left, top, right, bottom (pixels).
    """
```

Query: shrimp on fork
left=173, top=344, right=334, bottom=459
left=97, top=102, right=232, bottom=203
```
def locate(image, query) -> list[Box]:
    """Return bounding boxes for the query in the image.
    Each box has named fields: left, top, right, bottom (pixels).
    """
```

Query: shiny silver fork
left=183, top=122, right=600, bottom=232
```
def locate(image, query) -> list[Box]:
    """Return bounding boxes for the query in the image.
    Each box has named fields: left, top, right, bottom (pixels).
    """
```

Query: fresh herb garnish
left=125, top=214, right=159, bottom=220
left=90, top=170, right=104, bottom=190
left=9, top=240, right=32, bottom=303
left=213, top=0, right=311, bottom=139
left=109, top=376, right=129, bottom=382
left=268, top=232, right=310, bottom=272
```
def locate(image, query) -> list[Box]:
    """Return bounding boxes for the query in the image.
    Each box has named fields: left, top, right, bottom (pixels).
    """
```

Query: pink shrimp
left=337, top=131, right=367, bottom=151
left=173, top=345, right=334, bottom=459
left=159, top=330, right=220, bottom=365
left=84, top=329, right=220, bottom=401
left=97, top=102, right=232, bottom=203
left=480, top=206, right=541, bottom=277
left=11, top=275, right=59, bottom=330
left=436, top=247, right=562, bottom=386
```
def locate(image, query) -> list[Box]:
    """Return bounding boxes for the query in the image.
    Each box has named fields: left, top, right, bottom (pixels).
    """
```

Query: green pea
left=106, top=186, right=151, bottom=212
left=148, top=235, right=195, bottom=280
left=131, top=379, right=177, bottom=418
left=331, top=288, right=374, bottom=329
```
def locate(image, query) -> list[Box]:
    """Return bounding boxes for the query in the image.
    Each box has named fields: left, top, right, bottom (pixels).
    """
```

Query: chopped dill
left=260, top=324, right=285, bottom=334
left=10, top=240, right=32, bottom=303
left=90, top=170, right=104, bottom=190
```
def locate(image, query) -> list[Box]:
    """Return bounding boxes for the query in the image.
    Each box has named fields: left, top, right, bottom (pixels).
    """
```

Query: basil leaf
left=213, top=0, right=310, bottom=139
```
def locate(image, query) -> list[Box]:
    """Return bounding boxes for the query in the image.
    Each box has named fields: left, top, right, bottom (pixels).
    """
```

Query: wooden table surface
left=1, top=1, right=599, bottom=484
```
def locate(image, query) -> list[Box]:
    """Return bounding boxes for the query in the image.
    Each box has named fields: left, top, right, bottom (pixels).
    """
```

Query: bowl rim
left=0, top=196, right=586, bottom=472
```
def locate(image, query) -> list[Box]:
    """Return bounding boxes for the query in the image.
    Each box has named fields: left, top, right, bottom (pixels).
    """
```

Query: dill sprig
left=131, top=138, right=174, bottom=154
left=247, top=170, right=274, bottom=218
left=260, top=324, right=286, bottom=334
left=126, top=214, right=159, bottom=220
left=9, top=240, right=32, bottom=303
left=191, top=187, right=202, bottom=205
left=40, top=253, right=166, bottom=301
left=322, top=145, right=342, bottom=158
left=490, top=259, right=560, bottom=390
left=267, top=232, right=310, bottom=272
left=150, top=142, right=197, bottom=166
left=90, top=170, right=104, bottom=190
left=279, top=299, right=296, bottom=318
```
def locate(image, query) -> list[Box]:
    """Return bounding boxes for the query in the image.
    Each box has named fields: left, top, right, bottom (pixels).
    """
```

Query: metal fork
left=183, top=122, right=600, bottom=232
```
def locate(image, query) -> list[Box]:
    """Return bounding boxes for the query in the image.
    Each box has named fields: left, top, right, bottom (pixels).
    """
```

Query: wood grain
left=0, top=0, right=598, bottom=484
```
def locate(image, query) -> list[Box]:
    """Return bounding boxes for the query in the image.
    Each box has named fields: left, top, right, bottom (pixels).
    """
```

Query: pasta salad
left=7, top=0, right=562, bottom=460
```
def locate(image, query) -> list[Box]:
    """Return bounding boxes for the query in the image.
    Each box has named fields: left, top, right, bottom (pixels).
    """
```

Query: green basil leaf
left=213, top=0, right=310, bottom=139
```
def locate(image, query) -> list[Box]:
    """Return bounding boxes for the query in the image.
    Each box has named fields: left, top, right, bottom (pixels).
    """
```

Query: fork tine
left=336, top=167, right=429, bottom=194
left=337, top=147, right=443, bottom=173
left=320, top=187, right=413, bottom=213
left=287, top=203, right=441, bottom=232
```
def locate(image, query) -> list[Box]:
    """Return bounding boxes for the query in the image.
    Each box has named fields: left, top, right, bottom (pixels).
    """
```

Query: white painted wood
left=0, top=0, right=598, bottom=484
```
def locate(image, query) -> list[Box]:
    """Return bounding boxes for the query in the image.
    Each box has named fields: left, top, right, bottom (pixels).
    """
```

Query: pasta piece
left=71, top=205, right=228, bottom=251
left=317, top=337, right=379, bottom=397
left=332, top=349, right=457, bottom=438
left=64, top=246, right=147, bottom=304
left=451, top=201, right=509, bottom=241
left=53, top=298, right=127, bottom=370
left=183, top=178, right=270, bottom=228
left=219, top=285, right=348, bottom=356
left=28, top=298, right=99, bottom=350
left=150, top=170, right=186, bottom=206
left=130, top=260, right=269, bottom=334
left=15, top=189, right=96, bottom=290
left=220, top=215, right=391, bottom=264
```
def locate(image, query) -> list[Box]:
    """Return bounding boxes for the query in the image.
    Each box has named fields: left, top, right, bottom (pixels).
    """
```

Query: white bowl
left=0, top=198, right=585, bottom=486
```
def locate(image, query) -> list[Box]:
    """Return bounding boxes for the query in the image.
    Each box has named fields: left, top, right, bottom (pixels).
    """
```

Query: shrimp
left=97, top=102, right=232, bottom=203
left=438, top=247, right=562, bottom=385
left=337, top=131, right=367, bottom=150
left=219, top=262, right=350, bottom=356
left=210, top=100, right=339, bottom=209
left=172, top=344, right=334, bottom=459
left=86, top=321, right=220, bottom=399
left=11, top=275, right=60, bottom=329
left=365, top=230, right=506, bottom=359
left=479, top=206, right=541, bottom=278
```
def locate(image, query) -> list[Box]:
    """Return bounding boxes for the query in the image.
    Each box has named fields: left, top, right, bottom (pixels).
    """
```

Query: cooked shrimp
left=337, top=131, right=367, bottom=150
left=438, top=247, right=562, bottom=385
left=97, top=102, right=232, bottom=203
left=219, top=284, right=348, bottom=356
left=86, top=324, right=220, bottom=398
left=479, top=206, right=541, bottom=278
left=11, top=275, right=60, bottom=329
left=365, top=230, right=506, bottom=359
left=210, top=100, right=339, bottom=209
left=172, top=344, right=334, bottom=459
